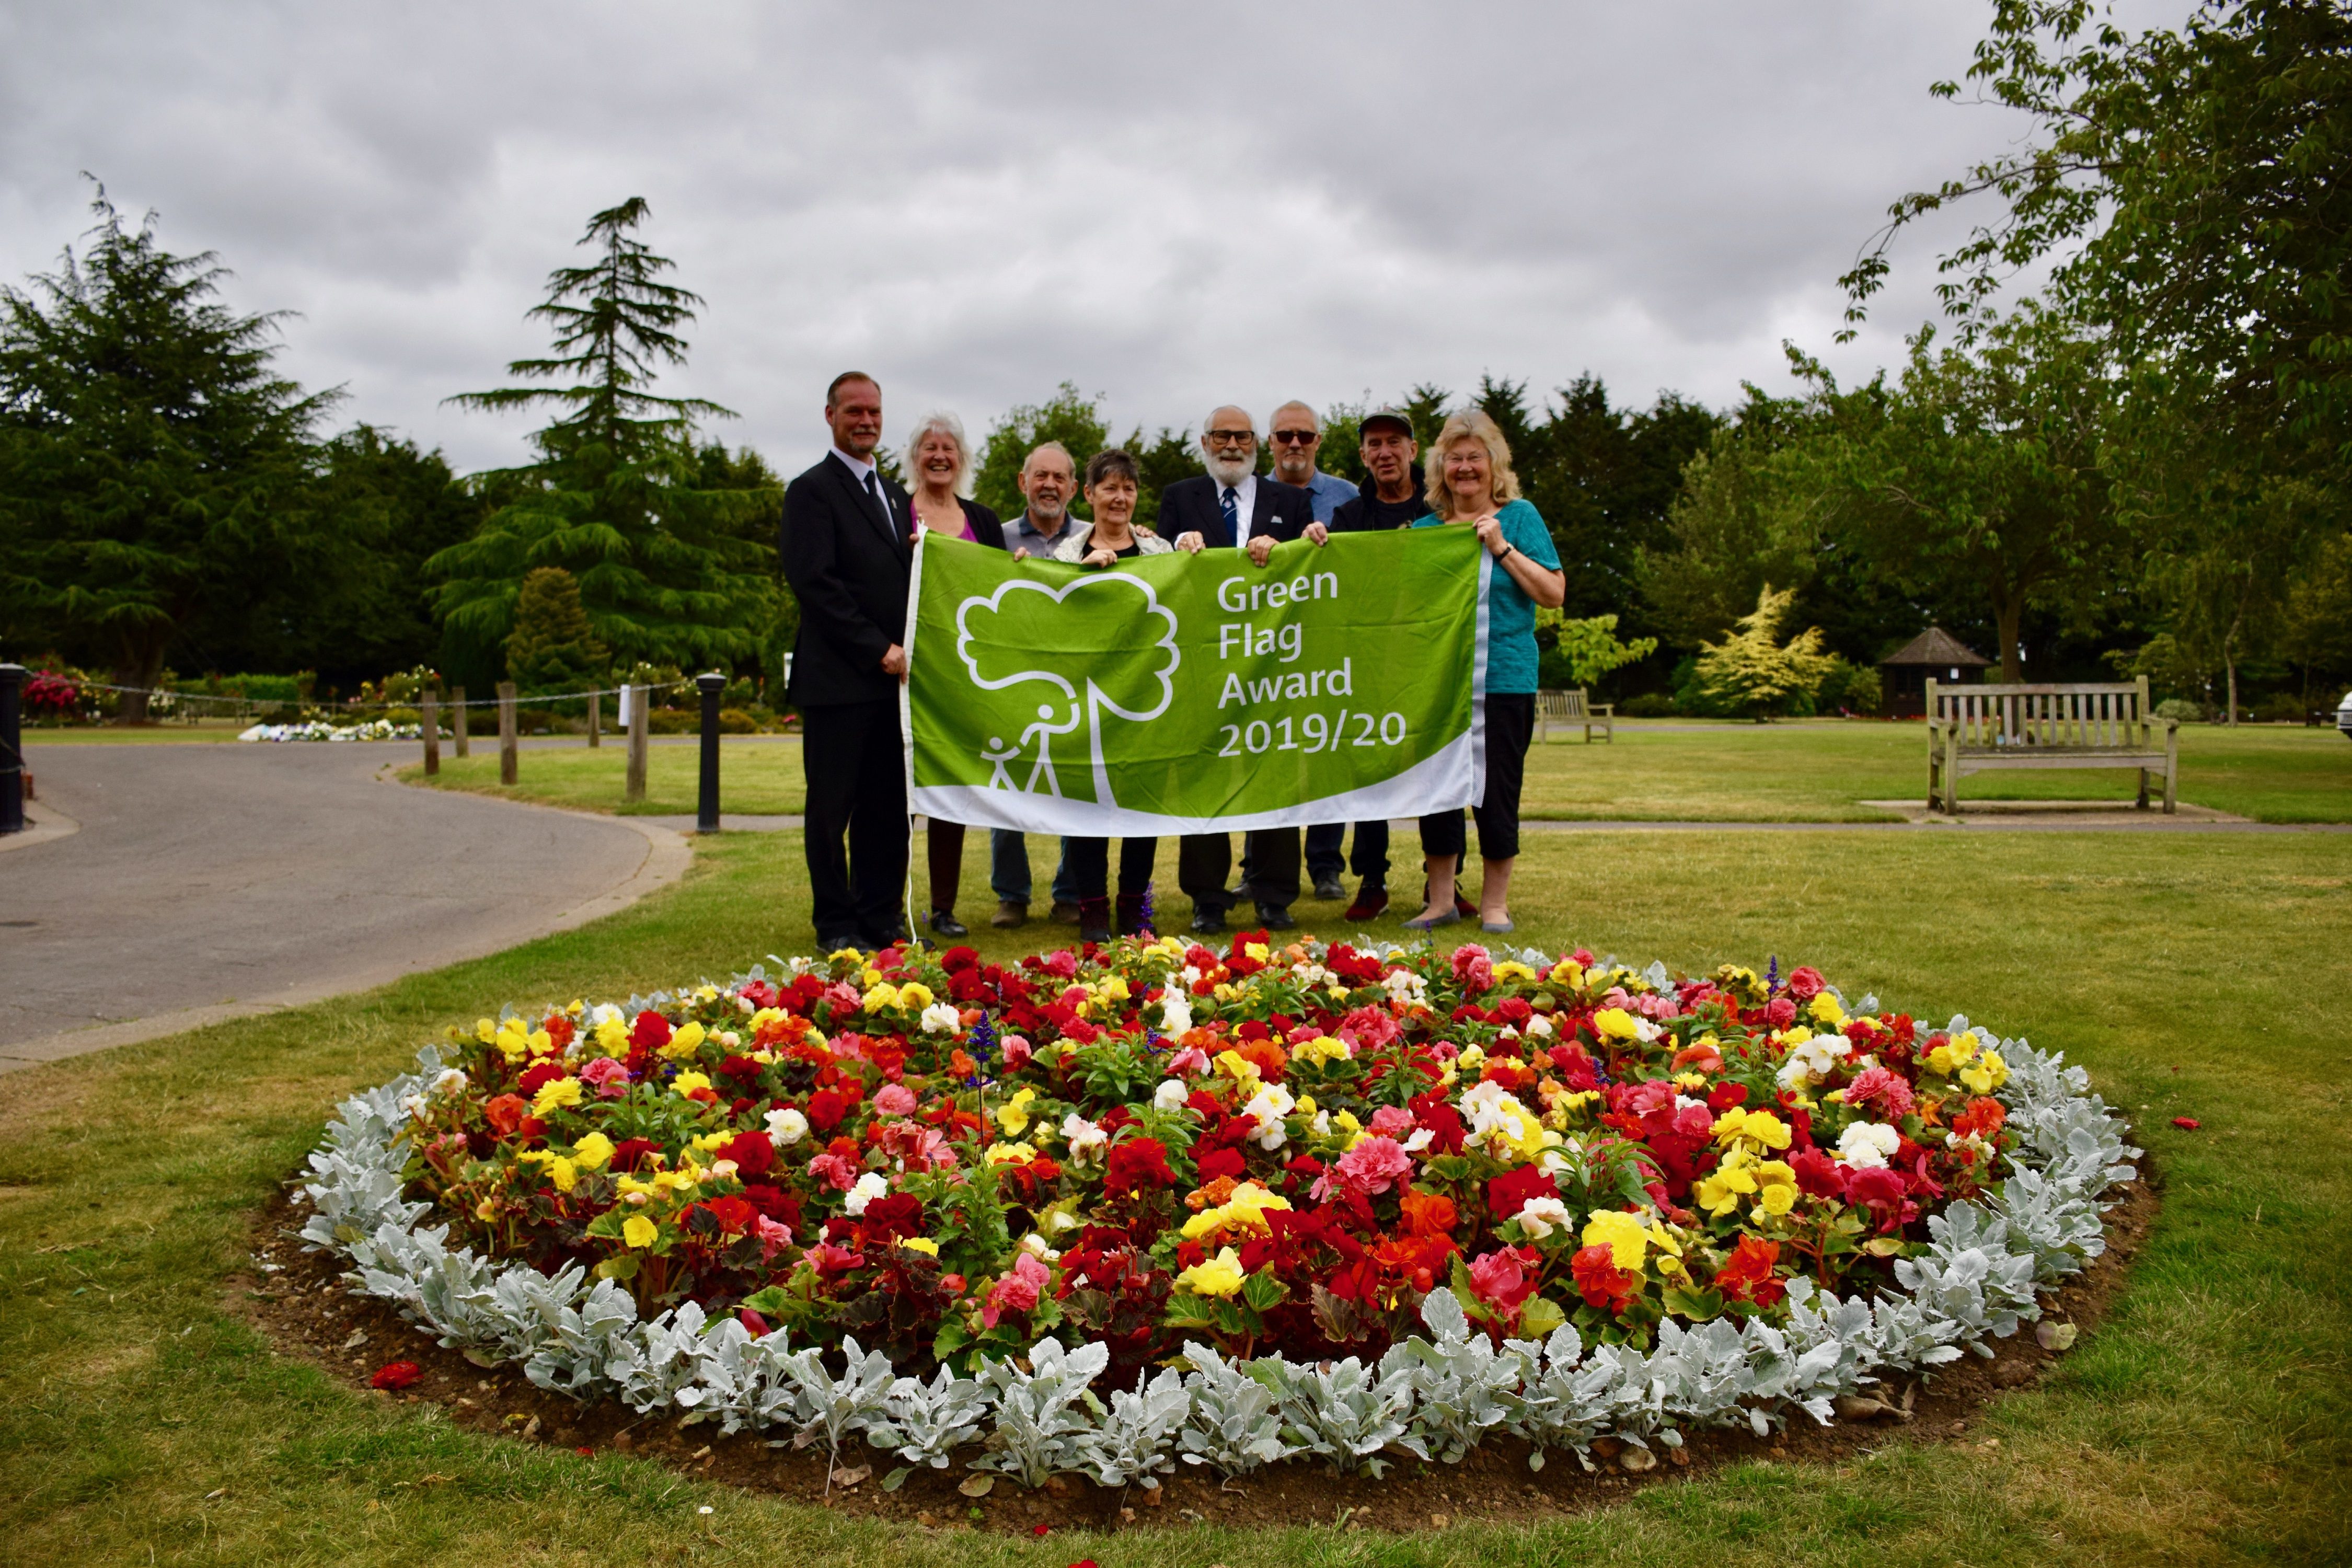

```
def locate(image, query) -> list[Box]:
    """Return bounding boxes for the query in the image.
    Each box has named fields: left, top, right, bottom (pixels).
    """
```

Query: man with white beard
left=1157, top=406, right=1320, bottom=932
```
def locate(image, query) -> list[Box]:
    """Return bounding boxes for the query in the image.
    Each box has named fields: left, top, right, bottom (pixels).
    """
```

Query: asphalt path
left=0, top=742, right=687, bottom=1071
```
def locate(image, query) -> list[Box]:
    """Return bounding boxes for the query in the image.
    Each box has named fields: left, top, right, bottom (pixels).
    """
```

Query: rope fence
left=45, top=676, right=701, bottom=713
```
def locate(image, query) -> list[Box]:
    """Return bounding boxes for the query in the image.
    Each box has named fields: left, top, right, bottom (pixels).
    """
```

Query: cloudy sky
left=0, top=2, right=2101, bottom=477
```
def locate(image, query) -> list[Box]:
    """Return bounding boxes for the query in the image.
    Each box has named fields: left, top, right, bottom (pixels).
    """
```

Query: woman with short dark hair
left=1053, top=450, right=1169, bottom=941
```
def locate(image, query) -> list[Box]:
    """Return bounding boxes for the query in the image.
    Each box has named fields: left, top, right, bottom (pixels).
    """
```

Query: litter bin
left=2336, top=689, right=2352, bottom=741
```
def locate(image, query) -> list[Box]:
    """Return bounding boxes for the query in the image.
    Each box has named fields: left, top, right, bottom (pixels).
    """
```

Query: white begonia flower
left=1154, top=1078, right=1190, bottom=1113
left=1517, top=1195, right=1573, bottom=1239
left=1776, top=1033, right=1847, bottom=1090
left=1242, top=1084, right=1296, bottom=1150
left=1061, top=1112, right=1107, bottom=1162
left=1020, top=1231, right=1060, bottom=1261
left=919, top=1001, right=961, bottom=1035
left=1382, top=969, right=1428, bottom=1007
left=433, top=1067, right=470, bottom=1097
left=1181, top=964, right=1202, bottom=987
left=765, top=1106, right=810, bottom=1148
left=400, top=1093, right=430, bottom=1121
left=1403, top=1128, right=1435, bottom=1154
left=843, top=1171, right=889, bottom=1216
left=590, top=1003, right=624, bottom=1028
left=1836, top=1121, right=1902, bottom=1169
left=1525, top=1014, right=1555, bottom=1039
left=1159, top=988, right=1193, bottom=1036
left=1311, top=1110, right=1332, bottom=1139
left=710, top=1159, right=739, bottom=1180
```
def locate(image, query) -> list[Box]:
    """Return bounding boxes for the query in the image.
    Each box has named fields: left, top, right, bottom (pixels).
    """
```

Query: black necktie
left=864, top=469, right=897, bottom=544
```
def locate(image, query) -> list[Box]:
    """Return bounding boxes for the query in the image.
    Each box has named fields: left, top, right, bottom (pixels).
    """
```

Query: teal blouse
left=1411, top=498, right=1561, bottom=695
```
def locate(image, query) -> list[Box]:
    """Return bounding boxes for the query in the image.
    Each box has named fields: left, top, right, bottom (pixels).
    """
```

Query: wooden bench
left=1536, top=688, right=1613, bottom=743
left=1926, top=676, right=2179, bottom=814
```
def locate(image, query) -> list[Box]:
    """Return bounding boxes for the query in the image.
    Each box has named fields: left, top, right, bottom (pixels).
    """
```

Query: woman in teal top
left=1404, top=410, right=1566, bottom=934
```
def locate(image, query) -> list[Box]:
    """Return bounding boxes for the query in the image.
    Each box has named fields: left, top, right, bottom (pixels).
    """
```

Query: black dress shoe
left=927, top=908, right=969, bottom=938
left=1312, top=875, right=1345, bottom=901
left=864, top=926, right=912, bottom=951
left=1190, top=906, right=1226, bottom=935
left=1257, top=903, right=1297, bottom=931
left=817, top=930, right=864, bottom=952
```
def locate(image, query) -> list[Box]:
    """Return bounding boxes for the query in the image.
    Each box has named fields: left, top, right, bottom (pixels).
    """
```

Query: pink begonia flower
left=806, top=1151, right=859, bottom=1192
left=1367, top=1105, right=1417, bottom=1139
left=831, top=1032, right=873, bottom=1063
left=578, top=1057, right=632, bottom=1098
left=1764, top=997, right=1798, bottom=1030
left=1844, top=1065, right=1917, bottom=1120
left=1338, top=1006, right=1400, bottom=1052
left=822, top=982, right=864, bottom=1013
left=1599, top=986, right=1633, bottom=1011
left=1286, top=1024, right=1330, bottom=1046
left=753, top=1214, right=793, bottom=1262
left=809, top=1241, right=862, bottom=1273
left=981, top=1251, right=1050, bottom=1328
left=1468, top=1246, right=1541, bottom=1313
left=1425, top=1040, right=1461, bottom=1063
left=1000, top=1035, right=1033, bottom=1070
left=1042, top=950, right=1079, bottom=979
left=1168, top=1046, right=1211, bottom=1075
left=1633, top=991, right=1680, bottom=1021
left=873, top=1083, right=917, bottom=1117
left=1332, top=1135, right=1413, bottom=1197
left=1451, top=944, right=1493, bottom=995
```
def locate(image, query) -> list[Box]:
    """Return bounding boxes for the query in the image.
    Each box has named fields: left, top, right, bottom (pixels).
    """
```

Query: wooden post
left=421, top=689, right=440, bottom=777
left=626, top=684, right=649, bottom=803
left=452, top=684, right=469, bottom=758
left=586, top=688, right=601, bottom=748
left=498, top=682, right=517, bottom=786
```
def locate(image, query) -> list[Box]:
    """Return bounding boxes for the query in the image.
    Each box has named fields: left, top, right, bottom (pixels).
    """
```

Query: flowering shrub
left=239, top=719, right=432, bottom=742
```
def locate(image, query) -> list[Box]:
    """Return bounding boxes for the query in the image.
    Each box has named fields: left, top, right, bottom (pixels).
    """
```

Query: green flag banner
left=901, top=527, right=1490, bottom=834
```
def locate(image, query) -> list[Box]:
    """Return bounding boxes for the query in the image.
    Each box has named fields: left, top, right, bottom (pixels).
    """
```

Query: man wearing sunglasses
left=1266, top=400, right=1359, bottom=525
left=1158, top=406, right=1320, bottom=932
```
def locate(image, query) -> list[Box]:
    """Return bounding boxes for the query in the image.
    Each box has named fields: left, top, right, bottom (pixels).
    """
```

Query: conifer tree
left=429, top=199, right=778, bottom=671
left=504, top=567, right=608, bottom=694
left=1696, top=586, right=1835, bottom=721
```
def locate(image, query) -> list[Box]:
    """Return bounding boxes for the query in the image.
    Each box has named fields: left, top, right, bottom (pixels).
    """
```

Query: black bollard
left=0, top=663, right=23, bottom=834
left=696, top=671, right=725, bottom=833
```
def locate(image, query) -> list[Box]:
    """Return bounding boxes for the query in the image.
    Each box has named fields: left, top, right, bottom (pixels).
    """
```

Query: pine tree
left=505, top=567, right=608, bottom=694
left=1696, top=586, right=1835, bottom=721
left=428, top=198, right=778, bottom=671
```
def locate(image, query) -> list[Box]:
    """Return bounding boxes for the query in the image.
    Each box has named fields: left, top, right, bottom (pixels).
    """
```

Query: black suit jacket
left=780, top=452, right=914, bottom=706
left=1157, top=474, right=1316, bottom=550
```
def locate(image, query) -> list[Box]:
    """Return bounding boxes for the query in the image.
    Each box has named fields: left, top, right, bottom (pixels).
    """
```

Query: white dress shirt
left=1218, top=472, right=1260, bottom=542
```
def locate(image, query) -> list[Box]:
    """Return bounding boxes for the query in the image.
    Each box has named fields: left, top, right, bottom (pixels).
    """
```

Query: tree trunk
left=1996, top=596, right=2026, bottom=684
left=2224, top=601, right=2244, bottom=728
left=110, top=640, right=166, bottom=725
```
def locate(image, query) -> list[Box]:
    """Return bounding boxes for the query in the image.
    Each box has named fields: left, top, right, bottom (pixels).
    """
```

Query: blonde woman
left=903, top=412, right=1005, bottom=937
left=1403, top=409, right=1566, bottom=935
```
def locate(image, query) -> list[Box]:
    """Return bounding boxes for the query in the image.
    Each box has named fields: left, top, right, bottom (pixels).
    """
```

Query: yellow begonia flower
left=621, top=1214, right=660, bottom=1249
left=1959, top=1049, right=2008, bottom=1094
left=594, top=1019, right=629, bottom=1055
left=1549, top=960, right=1585, bottom=988
left=671, top=1071, right=712, bottom=1098
left=659, top=1021, right=706, bottom=1060
left=1754, top=1160, right=1798, bottom=1216
left=1694, top=1157, right=1758, bottom=1218
left=862, top=982, right=902, bottom=1012
left=1808, top=993, right=1846, bottom=1027
left=571, top=1132, right=616, bottom=1170
left=1582, top=1209, right=1651, bottom=1272
left=1292, top=1035, right=1351, bottom=1068
left=1924, top=1030, right=1983, bottom=1078
left=1494, top=961, right=1536, bottom=982
left=532, top=1077, right=583, bottom=1116
left=1213, top=1050, right=1264, bottom=1090
left=527, top=1029, right=556, bottom=1057
left=1712, top=1108, right=1792, bottom=1152
left=897, top=1236, right=940, bottom=1256
left=1244, top=942, right=1270, bottom=963
left=475, top=1196, right=499, bottom=1222
left=984, top=1142, right=1035, bottom=1166
left=827, top=947, right=864, bottom=965
left=476, top=1018, right=499, bottom=1045
left=695, top=985, right=719, bottom=1002
left=997, top=1086, right=1037, bottom=1134
left=897, top=982, right=935, bottom=1010
left=690, top=1131, right=727, bottom=1153
left=1592, top=1008, right=1641, bottom=1041
left=1180, top=1182, right=1291, bottom=1240
left=1673, top=1072, right=1707, bottom=1092
left=546, top=1156, right=577, bottom=1193
left=1175, top=1247, right=1247, bottom=1298
left=748, top=1007, right=785, bottom=1032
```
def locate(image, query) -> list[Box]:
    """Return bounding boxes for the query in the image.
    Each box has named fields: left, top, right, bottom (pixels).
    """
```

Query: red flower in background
left=1713, top=1234, right=1785, bottom=1307
left=371, top=1361, right=421, bottom=1390
left=702, top=1196, right=757, bottom=1234
left=718, top=1129, right=775, bottom=1177
left=1785, top=966, right=1826, bottom=1000
left=482, top=1094, right=528, bottom=1135
left=630, top=1010, right=673, bottom=1051
left=1486, top=1165, right=1558, bottom=1221
left=1952, top=1097, right=2007, bottom=1141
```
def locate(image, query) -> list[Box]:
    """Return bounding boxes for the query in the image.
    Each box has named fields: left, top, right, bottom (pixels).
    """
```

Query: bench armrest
left=1594, top=704, right=1614, bottom=719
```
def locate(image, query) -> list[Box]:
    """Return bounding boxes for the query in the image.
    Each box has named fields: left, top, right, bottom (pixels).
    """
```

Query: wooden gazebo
left=1878, top=627, right=1991, bottom=718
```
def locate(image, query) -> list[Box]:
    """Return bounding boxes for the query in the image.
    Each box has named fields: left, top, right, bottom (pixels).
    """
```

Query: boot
left=1076, top=896, right=1113, bottom=944
left=1116, top=891, right=1151, bottom=937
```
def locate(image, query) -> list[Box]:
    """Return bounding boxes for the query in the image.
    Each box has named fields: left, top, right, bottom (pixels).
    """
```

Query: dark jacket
left=1157, top=473, right=1316, bottom=549
left=780, top=452, right=914, bottom=706
left=1330, top=476, right=1431, bottom=532
left=910, top=495, right=1007, bottom=551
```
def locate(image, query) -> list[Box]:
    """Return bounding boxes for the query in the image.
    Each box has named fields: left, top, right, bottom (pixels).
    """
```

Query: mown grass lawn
left=392, top=721, right=2352, bottom=824
left=2, top=825, right=2345, bottom=1565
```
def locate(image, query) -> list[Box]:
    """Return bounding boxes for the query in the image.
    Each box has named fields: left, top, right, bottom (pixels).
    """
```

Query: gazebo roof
left=1879, top=626, right=1991, bottom=668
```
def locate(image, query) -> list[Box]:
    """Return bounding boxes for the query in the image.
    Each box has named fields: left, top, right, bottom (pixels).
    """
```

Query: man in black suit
left=780, top=372, right=914, bottom=950
left=1157, top=405, right=1325, bottom=934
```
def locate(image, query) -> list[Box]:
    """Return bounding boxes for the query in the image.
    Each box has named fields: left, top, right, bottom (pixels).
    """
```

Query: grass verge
left=393, top=722, right=2352, bottom=823
left=1, top=827, right=2346, bottom=1565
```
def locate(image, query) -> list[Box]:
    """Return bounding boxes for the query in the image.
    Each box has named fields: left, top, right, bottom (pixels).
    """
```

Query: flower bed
left=299, top=935, right=2137, bottom=1488
left=239, top=719, right=431, bottom=742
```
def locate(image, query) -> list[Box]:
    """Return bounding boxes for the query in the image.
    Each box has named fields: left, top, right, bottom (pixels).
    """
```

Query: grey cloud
left=2, top=0, right=2049, bottom=478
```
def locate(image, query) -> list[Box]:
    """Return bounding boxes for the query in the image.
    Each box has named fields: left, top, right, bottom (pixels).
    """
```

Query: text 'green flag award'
left=902, top=527, right=1489, bottom=834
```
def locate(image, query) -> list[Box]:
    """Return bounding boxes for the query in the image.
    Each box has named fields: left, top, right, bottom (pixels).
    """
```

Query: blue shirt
left=1412, top=498, right=1561, bottom=695
left=1297, top=470, right=1359, bottom=524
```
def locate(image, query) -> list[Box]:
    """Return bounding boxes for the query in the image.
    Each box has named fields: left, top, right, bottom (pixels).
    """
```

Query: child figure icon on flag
left=982, top=701, right=1080, bottom=797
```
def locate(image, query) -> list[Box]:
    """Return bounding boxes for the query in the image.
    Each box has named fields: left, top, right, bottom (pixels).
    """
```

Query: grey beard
left=1203, top=454, right=1252, bottom=486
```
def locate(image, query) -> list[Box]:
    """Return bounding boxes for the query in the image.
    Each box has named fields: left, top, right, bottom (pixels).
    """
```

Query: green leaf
left=1518, top=1295, right=1569, bottom=1340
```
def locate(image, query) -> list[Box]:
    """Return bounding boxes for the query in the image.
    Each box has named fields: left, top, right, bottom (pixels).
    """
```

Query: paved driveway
left=1, top=742, right=686, bottom=1070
